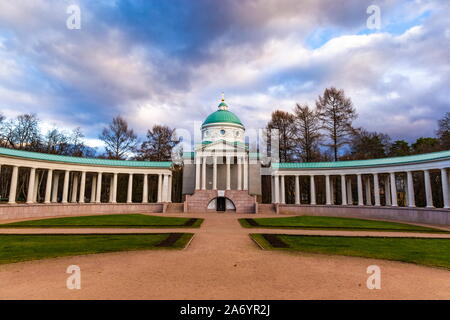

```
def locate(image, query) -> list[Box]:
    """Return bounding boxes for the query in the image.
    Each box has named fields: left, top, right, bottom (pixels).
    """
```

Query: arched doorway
left=207, top=197, right=236, bottom=212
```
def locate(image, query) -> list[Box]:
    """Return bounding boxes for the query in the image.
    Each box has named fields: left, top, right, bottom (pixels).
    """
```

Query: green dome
left=202, top=109, right=244, bottom=127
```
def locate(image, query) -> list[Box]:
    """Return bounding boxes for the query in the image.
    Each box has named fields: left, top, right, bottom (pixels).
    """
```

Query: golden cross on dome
left=221, top=92, right=225, bottom=102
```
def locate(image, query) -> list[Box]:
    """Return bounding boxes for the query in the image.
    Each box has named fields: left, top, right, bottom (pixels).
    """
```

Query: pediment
left=196, top=139, right=247, bottom=152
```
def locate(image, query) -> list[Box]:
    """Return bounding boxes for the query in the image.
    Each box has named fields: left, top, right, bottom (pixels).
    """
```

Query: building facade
left=0, top=97, right=449, bottom=224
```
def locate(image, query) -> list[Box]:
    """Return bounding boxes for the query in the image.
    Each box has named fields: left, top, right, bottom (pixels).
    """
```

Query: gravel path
left=0, top=213, right=449, bottom=299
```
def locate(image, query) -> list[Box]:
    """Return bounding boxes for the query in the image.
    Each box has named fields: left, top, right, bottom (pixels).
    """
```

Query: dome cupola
left=201, top=94, right=245, bottom=143
left=202, top=94, right=244, bottom=128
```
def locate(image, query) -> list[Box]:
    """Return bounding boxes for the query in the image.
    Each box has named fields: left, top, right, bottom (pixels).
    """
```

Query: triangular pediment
left=196, top=139, right=247, bottom=152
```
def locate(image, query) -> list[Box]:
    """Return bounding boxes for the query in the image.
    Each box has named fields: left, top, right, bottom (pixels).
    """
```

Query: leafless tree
left=293, top=103, right=322, bottom=162
left=316, top=87, right=357, bottom=161
left=266, top=110, right=298, bottom=162
left=437, top=112, right=450, bottom=149
left=99, top=116, right=137, bottom=159
left=136, top=125, right=180, bottom=161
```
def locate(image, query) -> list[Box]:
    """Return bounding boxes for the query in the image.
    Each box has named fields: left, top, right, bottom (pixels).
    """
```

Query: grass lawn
left=0, top=214, right=203, bottom=228
left=251, top=234, right=450, bottom=269
left=0, top=233, right=193, bottom=264
left=240, top=216, right=447, bottom=233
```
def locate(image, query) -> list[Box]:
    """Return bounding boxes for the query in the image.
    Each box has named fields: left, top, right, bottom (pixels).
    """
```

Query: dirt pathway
left=0, top=213, right=449, bottom=299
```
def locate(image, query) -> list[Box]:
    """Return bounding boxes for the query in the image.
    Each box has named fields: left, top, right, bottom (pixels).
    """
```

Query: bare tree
left=99, top=116, right=137, bottom=159
left=136, top=125, right=180, bottom=161
left=316, top=87, right=357, bottom=161
left=293, top=104, right=322, bottom=162
left=44, top=128, right=70, bottom=154
left=346, top=128, right=390, bottom=160
left=4, top=114, right=42, bottom=150
left=437, top=112, right=450, bottom=149
left=266, top=110, right=298, bottom=162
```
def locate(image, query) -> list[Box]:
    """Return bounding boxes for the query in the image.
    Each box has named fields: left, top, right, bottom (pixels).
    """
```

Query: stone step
left=166, top=203, right=184, bottom=213
left=257, top=204, right=276, bottom=214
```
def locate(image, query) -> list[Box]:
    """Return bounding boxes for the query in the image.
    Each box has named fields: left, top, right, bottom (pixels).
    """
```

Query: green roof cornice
left=272, top=150, right=450, bottom=169
left=0, top=147, right=172, bottom=168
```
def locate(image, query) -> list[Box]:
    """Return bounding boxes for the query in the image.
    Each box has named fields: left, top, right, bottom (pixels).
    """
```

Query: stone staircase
left=165, top=203, right=184, bottom=213
left=257, top=203, right=277, bottom=214
left=184, top=190, right=256, bottom=213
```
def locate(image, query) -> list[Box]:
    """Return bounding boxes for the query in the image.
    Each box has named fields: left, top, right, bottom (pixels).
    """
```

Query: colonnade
left=195, top=154, right=248, bottom=191
left=2, top=165, right=172, bottom=204
left=272, top=168, right=450, bottom=209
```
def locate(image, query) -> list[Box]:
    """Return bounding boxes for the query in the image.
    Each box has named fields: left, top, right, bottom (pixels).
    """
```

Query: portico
left=271, top=151, right=450, bottom=210
left=0, top=148, right=172, bottom=205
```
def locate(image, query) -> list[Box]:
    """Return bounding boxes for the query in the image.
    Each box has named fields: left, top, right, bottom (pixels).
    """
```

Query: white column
left=168, top=175, right=172, bottom=202
left=95, top=172, right=102, bottom=203
left=330, top=177, right=335, bottom=204
left=365, top=176, right=372, bottom=206
left=424, top=170, right=433, bottom=208
left=213, top=156, right=217, bottom=190
left=280, top=175, right=285, bottom=204
left=71, top=173, right=79, bottom=203
left=384, top=175, right=391, bottom=206
left=271, top=176, right=275, bottom=204
left=90, top=175, right=97, bottom=203
left=390, top=172, right=398, bottom=207
left=62, top=170, right=70, bottom=203
left=33, top=172, right=39, bottom=202
left=44, top=169, right=53, bottom=204
left=373, top=173, right=380, bottom=206
left=111, top=173, right=118, bottom=203
left=237, top=156, right=242, bottom=190
left=243, top=156, right=248, bottom=190
left=357, top=174, right=363, bottom=206
left=441, top=168, right=449, bottom=209
left=406, top=171, right=415, bottom=208
left=226, top=156, right=231, bottom=190
left=274, top=175, right=280, bottom=203
left=52, top=172, right=59, bottom=203
left=325, top=175, right=331, bottom=205
left=26, top=168, right=36, bottom=204
left=157, top=174, right=162, bottom=202
left=346, top=177, right=353, bottom=205
left=201, top=156, right=206, bottom=190
left=341, top=175, right=347, bottom=205
left=310, top=175, right=316, bottom=205
left=79, top=171, right=86, bottom=203
left=127, top=173, right=133, bottom=203
left=8, top=166, right=18, bottom=204
left=295, top=175, right=300, bottom=205
left=109, top=176, right=114, bottom=203
left=162, top=174, right=169, bottom=202
left=142, top=174, right=148, bottom=203
left=195, top=156, right=201, bottom=190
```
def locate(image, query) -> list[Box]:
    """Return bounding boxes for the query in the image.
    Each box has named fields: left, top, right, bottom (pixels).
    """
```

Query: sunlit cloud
left=0, top=0, right=448, bottom=147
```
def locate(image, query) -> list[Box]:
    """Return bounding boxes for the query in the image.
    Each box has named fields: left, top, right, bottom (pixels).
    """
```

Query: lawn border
left=0, top=215, right=204, bottom=229
left=250, top=233, right=450, bottom=270
left=239, top=217, right=448, bottom=234
left=0, top=232, right=195, bottom=265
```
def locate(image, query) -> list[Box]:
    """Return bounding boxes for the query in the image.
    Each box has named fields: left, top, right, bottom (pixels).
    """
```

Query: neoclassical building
left=0, top=97, right=449, bottom=225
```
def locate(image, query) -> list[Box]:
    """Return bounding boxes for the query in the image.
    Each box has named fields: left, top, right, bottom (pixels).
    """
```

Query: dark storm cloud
left=0, top=0, right=448, bottom=146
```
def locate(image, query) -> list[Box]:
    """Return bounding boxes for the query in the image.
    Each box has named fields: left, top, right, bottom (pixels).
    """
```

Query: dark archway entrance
left=216, top=197, right=226, bottom=211
left=207, top=197, right=236, bottom=212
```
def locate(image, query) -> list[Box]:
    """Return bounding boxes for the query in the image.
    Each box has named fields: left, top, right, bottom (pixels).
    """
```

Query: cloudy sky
left=0, top=0, right=449, bottom=149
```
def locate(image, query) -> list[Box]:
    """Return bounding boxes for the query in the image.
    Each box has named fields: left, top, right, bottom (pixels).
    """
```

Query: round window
left=220, top=129, right=226, bottom=135
left=235, top=130, right=240, bottom=137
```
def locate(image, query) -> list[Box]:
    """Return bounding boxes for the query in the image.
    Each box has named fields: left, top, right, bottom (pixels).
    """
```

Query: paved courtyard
left=0, top=213, right=449, bottom=299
